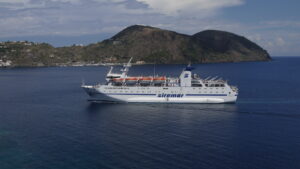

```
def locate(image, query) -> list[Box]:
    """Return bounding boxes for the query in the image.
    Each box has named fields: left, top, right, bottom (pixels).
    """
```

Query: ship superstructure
left=82, top=58, right=238, bottom=103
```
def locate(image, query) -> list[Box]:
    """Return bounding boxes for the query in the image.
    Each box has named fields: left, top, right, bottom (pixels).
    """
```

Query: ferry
left=82, top=58, right=238, bottom=103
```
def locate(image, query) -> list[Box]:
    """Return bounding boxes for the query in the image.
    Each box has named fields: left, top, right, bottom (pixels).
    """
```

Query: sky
left=0, top=0, right=299, bottom=56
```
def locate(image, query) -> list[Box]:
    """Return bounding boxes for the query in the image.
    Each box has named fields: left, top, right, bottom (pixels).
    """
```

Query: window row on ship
left=103, top=88, right=226, bottom=94
left=111, top=83, right=225, bottom=87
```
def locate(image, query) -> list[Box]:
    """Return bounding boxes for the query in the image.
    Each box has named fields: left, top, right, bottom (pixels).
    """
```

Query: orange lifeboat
left=112, top=78, right=124, bottom=82
left=112, top=78, right=124, bottom=86
left=139, top=77, right=153, bottom=86
left=140, top=77, right=153, bottom=81
left=153, top=76, right=166, bottom=81
left=125, top=77, right=139, bottom=81
left=153, top=76, right=166, bottom=84
left=125, top=77, right=138, bottom=85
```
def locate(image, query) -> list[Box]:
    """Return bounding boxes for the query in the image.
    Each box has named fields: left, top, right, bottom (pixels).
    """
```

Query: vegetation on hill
left=0, top=25, right=271, bottom=67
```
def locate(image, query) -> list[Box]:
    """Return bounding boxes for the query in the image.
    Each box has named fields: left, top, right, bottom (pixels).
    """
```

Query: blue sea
left=0, top=57, right=299, bottom=169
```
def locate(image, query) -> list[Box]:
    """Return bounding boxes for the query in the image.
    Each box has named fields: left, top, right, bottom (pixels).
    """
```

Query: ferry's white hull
left=82, top=58, right=238, bottom=104
left=82, top=85, right=237, bottom=104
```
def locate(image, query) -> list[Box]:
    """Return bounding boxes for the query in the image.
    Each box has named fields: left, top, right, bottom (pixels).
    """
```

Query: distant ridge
left=0, top=25, right=271, bottom=67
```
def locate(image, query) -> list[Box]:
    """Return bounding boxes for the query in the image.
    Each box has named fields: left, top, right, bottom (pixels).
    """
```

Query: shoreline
left=0, top=59, right=275, bottom=69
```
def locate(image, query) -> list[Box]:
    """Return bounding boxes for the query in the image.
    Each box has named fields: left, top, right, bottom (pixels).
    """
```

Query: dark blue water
left=0, top=57, right=300, bottom=169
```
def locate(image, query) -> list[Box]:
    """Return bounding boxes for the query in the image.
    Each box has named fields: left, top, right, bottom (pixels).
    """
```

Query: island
left=0, top=25, right=271, bottom=67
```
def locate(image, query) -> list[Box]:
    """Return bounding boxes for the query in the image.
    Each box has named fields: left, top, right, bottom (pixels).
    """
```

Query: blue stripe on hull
left=186, top=94, right=227, bottom=96
left=106, top=93, right=156, bottom=96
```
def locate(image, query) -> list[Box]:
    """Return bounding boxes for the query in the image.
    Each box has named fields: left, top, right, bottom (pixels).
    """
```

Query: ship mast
left=120, top=57, right=132, bottom=78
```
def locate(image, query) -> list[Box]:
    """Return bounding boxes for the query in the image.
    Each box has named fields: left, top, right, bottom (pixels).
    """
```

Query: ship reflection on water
left=84, top=102, right=238, bottom=128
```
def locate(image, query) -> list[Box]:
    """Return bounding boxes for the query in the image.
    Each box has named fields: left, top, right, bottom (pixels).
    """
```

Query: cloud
left=0, top=0, right=79, bottom=3
left=246, top=30, right=300, bottom=56
left=0, top=0, right=30, bottom=9
left=0, top=0, right=27, bottom=3
left=0, top=0, right=148, bottom=37
left=0, top=0, right=299, bottom=55
left=0, top=0, right=84, bottom=10
left=0, top=0, right=245, bottom=38
left=136, top=0, right=244, bottom=16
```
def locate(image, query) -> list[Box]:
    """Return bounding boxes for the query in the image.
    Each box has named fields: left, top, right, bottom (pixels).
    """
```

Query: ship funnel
left=180, top=64, right=193, bottom=87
